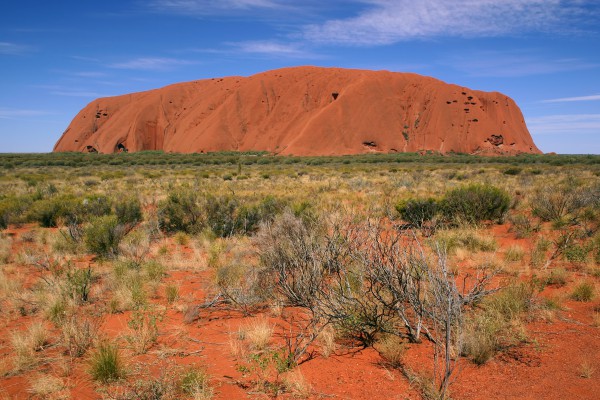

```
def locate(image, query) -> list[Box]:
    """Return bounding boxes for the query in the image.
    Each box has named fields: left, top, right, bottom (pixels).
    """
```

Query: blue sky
left=1, top=0, right=599, bottom=154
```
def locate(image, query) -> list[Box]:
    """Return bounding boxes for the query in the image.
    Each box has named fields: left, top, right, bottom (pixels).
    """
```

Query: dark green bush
left=0, top=196, right=32, bottom=229
left=84, top=215, right=126, bottom=257
left=114, top=195, right=142, bottom=227
left=158, top=189, right=203, bottom=234
left=28, top=195, right=81, bottom=227
left=441, top=184, right=510, bottom=224
left=395, top=198, right=438, bottom=227
left=204, top=195, right=239, bottom=237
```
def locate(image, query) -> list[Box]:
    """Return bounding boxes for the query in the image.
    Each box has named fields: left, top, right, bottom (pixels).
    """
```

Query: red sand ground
left=1, top=224, right=599, bottom=399
left=53, top=67, right=540, bottom=156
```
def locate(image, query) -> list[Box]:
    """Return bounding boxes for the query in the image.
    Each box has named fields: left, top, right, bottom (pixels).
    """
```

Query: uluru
left=53, top=66, right=541, bottom=156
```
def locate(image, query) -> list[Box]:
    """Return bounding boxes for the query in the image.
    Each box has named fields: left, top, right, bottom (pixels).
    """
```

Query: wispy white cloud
left=72, top=71, right=109, bottom=78
left=542, top=94, right=600, bottom=103
left=109, top=57, right=196, bottom=71
left=51, top=91, right=105, bottom=97
left=442, top=51, right=598, bottom=77
left=0, top=107, right=52, bottom=119
left=527, top=114, right=600, bottom=135
left=304, top=0, right=595, bottom=45
left=148, top=0, right=288, bottom=15
left=0, top=41, right=31, bottom=55
left=229, top=40, right=318, bottom=58
left=32, top=84, right=107, bottom=98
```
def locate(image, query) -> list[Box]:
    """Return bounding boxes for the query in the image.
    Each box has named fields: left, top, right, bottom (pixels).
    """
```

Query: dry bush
left=118, top=229, right=151, bottom=266
left=579, top=360, right=595, bottom=379
left=0, top=234, right=12, bottom=264
left=461, top=282, right=534, bottom=364
left=125, top=308, right=162, bottom=355
left=545, top=268, right=568, bottom=287
left=435, top=228, right=497, bottom=255
left=60, top=315, right=99, bottom=358
left=282, top=369, right=312, bottom=398
left=11, top=323, right=49, bottom=372
left=375, top=335, right=407, bottom=368
left=27, top=374, right=66, bottom=398
left=317, top=325, right=336, bottom=358
left=504, top=245, right=525, bottom=263
left=179, top=366, right=214, bottom=400
left=244, top=316, right=274, bottom=351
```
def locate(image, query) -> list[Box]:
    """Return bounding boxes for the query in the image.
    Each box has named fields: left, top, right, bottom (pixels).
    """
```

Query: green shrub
left=28, top=195, right=79, bottom=227
left=571, top=281, right=595, bottom=302
left=395, top=198, right=438, bottom=227
left=158, top=189, right=203, bottom=234
left=204, top=195, right=239, bottom=237
left=441, top=184, right=510, bottom=224
left=508, top=214, right=537, bottom=238
left=545, top=268, right=568, bottom=287
left=564, top=244, right=588, bottom=264
left=65, top=266, right=94, bottom=304
left=84, top=215, right=126, bottom=257
left=89, top=342, right=125, bottom=383
left=0, top=196, right=31, bottom=229
left=530, top=183, right=591, bottom=222
left=179, top=367, right=212, bottom=398
left=114, top=195, right=142, bottom=227
left=503, top=167, right=522, bottom=175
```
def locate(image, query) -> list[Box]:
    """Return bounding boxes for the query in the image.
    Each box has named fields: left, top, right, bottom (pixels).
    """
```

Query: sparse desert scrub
left=544, top=267, right=568, bottom=287
left=508, top=213, right=538, bottom=238
left=1, top=154, right=600, bottom=400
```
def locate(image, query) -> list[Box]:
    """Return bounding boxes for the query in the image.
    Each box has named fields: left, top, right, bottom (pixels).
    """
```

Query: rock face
left=53, top=66, right=540, bottom=156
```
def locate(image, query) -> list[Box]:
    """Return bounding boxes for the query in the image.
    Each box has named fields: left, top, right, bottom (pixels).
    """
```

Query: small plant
left=61, top=315, right=97, bottom=358
left=244, top=317, right=274, bottom=351
left=174, top=231, right=190, bottom=246
left=545, top=268, right=568, bottom=287
left=579, top=360, right=595, bottom=378
left=180, top=366, right=213, bottom=399
left=165, top=284, right=179, bottom=303
left=89, top=341, right=125, bottom=383
left=11, top=323, right=49, bottom=372
left=375, top=335, right=406, bottom=368
left=504, top=245, right=525, bottom=263
left=508, top=214, right=537, bottom=238
left=126, top=308, right=161, bottom=354
left=571, top=281, right=595, bottom=302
